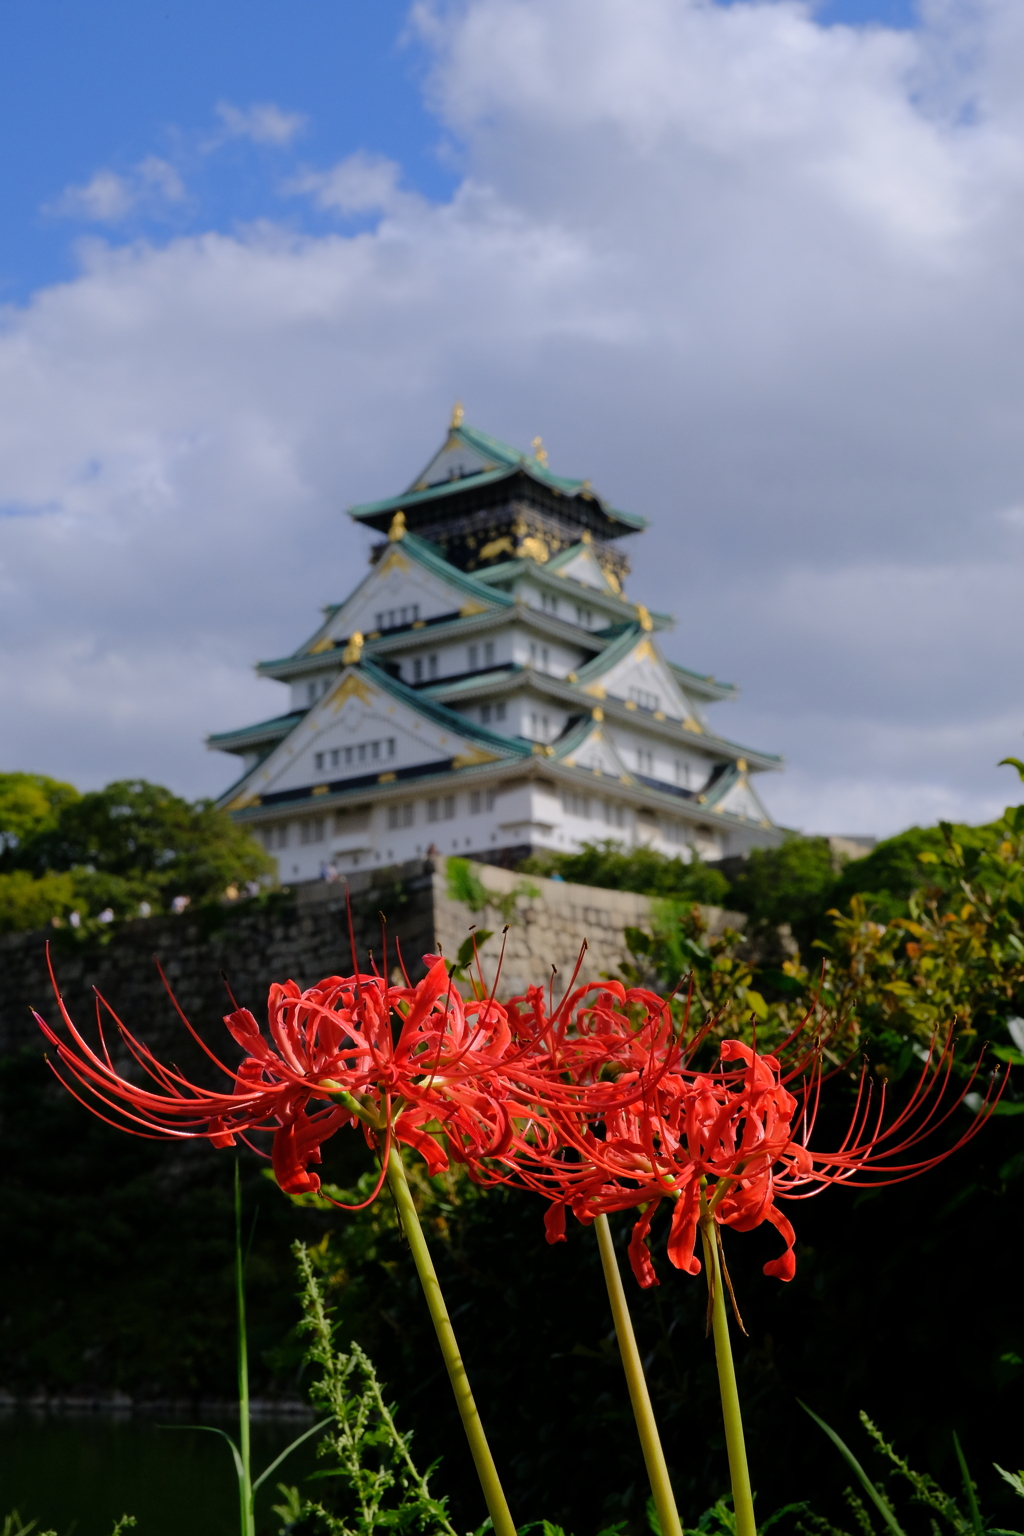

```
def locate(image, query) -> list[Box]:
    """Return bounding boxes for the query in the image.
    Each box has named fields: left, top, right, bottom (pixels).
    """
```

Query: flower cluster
left=35, top=949, right=1001, bottom=1284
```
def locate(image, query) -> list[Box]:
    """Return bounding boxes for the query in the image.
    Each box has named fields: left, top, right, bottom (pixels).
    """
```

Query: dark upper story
left=348, top=413, right=645, bottom=584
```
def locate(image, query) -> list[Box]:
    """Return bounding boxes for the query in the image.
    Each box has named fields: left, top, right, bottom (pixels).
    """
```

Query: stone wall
left=0, top=858, right=740, bottom=1055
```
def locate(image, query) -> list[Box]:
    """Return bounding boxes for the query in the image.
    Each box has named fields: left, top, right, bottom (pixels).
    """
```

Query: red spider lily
left=34, top=948, right=516, bottom=1199
left=477, top=981, right=1005, bottom=1289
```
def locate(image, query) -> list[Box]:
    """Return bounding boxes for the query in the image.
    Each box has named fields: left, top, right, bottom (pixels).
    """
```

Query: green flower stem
left=698, top=1202, right=755, bottom=1536
left=234, top=1161, right=255, bottom=1536
left=384, top=1144, right=517, bottom=1536
left=594, top=1214, right=683, bottom=1536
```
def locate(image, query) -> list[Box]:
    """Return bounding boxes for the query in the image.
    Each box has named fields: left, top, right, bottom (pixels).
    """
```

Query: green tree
left=1, top=777, right=273, bottom=928
left=519, top=839, right=730, bottom=905
left=0, top=772, right=80, bottom=866
left=0, top=869, right=79, bottom=935
left=724, top=835, right=838, bottom=947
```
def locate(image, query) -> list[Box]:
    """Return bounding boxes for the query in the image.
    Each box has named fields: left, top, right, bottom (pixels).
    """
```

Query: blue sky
left=6, top=0, right=1024, bottom=838
left=1, top=0, right=917, bottom=300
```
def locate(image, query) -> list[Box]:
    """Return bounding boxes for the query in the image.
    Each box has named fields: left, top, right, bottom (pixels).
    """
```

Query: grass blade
left=798, top=1402, right=908, bottom=1536
left=953, top=1433, right=984, bottom=1536
left=157, top=1424, right=246, bottom=1488
left=251, top=1416, right=335, bottom=1495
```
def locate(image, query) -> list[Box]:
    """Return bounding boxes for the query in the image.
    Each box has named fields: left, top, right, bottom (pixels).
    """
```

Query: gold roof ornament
left=519, top=534, right=549, bottom=563
left=530, top=435, right=548, bottom=465
left=342, top=631, right=364, bottom=665
left=636, top=603, right=653, bottom=632
left=736, top=758, right=747, bottom=773
left=388, top=510, right=406, bottom=542
left=450, top=400, right=464, bottom=429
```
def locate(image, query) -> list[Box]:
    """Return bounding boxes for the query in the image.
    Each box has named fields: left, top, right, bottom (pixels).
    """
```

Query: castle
left=209, top=411, right=784, bottom=881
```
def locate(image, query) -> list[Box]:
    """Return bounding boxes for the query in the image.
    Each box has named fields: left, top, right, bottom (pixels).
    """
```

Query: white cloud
left=286, top=152, right=406, bottom=214
left=7, top=0, right=1024, bottom=838
left=48, top=170, right=137, bottom=223
left=214, top=100, right=307, bottom=146
left=47, top=157, right=186, bottom=223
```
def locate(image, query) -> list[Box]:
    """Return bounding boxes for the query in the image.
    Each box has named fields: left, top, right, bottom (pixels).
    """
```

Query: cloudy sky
left=3, top=0, right=1024, bottom=837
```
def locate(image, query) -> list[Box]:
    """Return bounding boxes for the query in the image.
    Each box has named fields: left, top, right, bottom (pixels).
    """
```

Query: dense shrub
left=0, top=775, right=272, bottom=931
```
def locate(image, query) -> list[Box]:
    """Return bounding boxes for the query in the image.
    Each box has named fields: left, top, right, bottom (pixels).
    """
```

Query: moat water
left=0, top=1410, right=319, bottom=1536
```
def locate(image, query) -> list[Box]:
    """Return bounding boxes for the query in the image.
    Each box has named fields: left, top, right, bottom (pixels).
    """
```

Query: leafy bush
left=519, top=840, right=730, bottom=905
left=723, top=836, right=838, bottom=949
left=0, top=775, right=273, bottom=930
left=0, top=772, right=80, bottom=862
left=0, top=869, right=79, bottom=935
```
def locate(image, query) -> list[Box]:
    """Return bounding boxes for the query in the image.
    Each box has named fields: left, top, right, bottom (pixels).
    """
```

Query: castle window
left=604, top=802, right=626, bottom=828
left=306, top=683, right=316, bottom=705
left=330, top=749, right=340, bottom=768
left=495, top=701, right=506, bottom=722
left=629, top=686, right=659, bottom=712
left=314, top=752, right=324, bottom=771
left=427, top=798, right=439, bottom=823
left=387, top=738, right=395, bottom=757
left=541, top=646, right=549, bottom=671
left=275, top=825, right=289, bottom=848
left=486, top=789, right=497, bottom=810
left=576, top=605, right=592, bottom=626
left=443, top=795, right=456, bottom=819
left=387, top=804, right=414, bottom=830
left=561, top=792, right=590, bottom=818
left=468, top=644, right=478, bottom=670
left=637, top=749, right=654, bottom=775
left=484, top=640, right=495, bottom=666
left=470, top=791, right=482, bottom=814
left=413, top=658, right=423, bottom=683
left=481, top=704, right=492, bottom=724
left=428, top=654, right=438, bottom=679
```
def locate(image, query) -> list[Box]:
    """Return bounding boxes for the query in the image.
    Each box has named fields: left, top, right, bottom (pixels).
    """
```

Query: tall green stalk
left=698, top=1196, right=756, bottom=1536
left=234, top=1162, right=255, bottom=1536
left=165, top=1166, right=329, bottom=1535
left=594, top=1214, right=683, bottom=1536
left=384, top=1143, right=517, bottom=1536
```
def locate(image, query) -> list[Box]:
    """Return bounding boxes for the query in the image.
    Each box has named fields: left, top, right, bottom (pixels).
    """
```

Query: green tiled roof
left=349, top=423, right=646, bottom=533
left=207, top=711, right=305, bottom=749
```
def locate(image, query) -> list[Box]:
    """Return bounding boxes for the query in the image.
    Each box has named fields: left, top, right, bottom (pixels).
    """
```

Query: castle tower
left=209, top=412, right=784, bottom=880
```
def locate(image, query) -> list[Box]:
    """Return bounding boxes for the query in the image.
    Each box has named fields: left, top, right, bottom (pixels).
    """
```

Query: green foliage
left=446, top=856, right=539, bottom=925
left=519, top=840, right=730, bottom=905
left=1, top=1515, right=56, bottom=1536
left=0, top=775, right=273, bottom=930
left=279, top=1241, right=458, bottom=1536
left=0, top=772, right=80, bottom=861
left=801, top=1407, right=1024, bottom=1536
left=0, top=1514, right=134, bottom=1535
left=724, top=837, right=838, bottom=946
left=620, top=901, right=771, bottom=1027
left=0, top=869, right=79, bottom=934
left=613, top=805, right=1024, bottom=1077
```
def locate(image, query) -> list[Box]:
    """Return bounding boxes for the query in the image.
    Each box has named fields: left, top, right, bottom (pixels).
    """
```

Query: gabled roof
left=349, top=420, right=645, bottom=535
left=256, top=533, right=513, bottom=676
left=473, top=544, right=672, bottom=630
left=215, top=656, right=534, bottom=811
left=207, top=710, right=305, bottom=755
left=669, top=662, right=738, bottom=703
